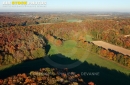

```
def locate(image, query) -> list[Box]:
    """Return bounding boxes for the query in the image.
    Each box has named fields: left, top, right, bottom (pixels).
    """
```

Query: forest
left=0, top=12, right=130, bottom=85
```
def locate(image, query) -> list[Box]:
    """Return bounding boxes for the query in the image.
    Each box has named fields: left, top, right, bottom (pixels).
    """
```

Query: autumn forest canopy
left=0, top=12, right=130, bottom=85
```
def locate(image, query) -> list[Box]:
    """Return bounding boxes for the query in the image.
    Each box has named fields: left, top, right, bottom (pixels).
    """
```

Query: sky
left=0, top=0, right=130, bottom=12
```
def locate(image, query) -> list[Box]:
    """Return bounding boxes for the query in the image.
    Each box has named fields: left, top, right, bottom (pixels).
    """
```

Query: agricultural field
left=92, top=41, right=130, bottom=56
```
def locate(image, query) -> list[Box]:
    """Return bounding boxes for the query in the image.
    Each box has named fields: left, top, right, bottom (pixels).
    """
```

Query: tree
left=127, top=58, right=130, bottom=68
left=124, top=55, right=128, bottom=66
left=8, top=55, right=14, bottom=64
left=113, top=55, right=117, bottom=61
left=107, top=52, right=114, bottom=60
left=116, top=53, right=122, bottom=63
left=100, top=49, right=108, bottom=57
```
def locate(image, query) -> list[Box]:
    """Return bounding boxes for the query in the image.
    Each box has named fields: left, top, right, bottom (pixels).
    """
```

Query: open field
left=66, top=19, right=82, bottom=22
left=92, top=41, right=130, bottom=56
left=48, top=40, right=130, bottom=74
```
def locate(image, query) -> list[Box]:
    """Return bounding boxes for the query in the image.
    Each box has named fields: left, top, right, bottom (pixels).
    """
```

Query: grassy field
left=48, top=40, right=130, bottom=74
left=66, top=19, right=82, bottom=22
left=0, top=40, right=130, bottom=75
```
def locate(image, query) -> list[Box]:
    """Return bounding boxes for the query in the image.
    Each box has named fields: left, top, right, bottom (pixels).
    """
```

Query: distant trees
left=0, top=16, right=28, bottom=27
left=41, top=19, right=130, bottom=49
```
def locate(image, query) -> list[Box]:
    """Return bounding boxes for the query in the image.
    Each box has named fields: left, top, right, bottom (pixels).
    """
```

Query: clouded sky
left=0, top=0, right=130, bottom=12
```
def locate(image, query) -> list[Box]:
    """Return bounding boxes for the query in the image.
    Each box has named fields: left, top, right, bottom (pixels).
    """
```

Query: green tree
left=8, top=55, right=14, bottom=64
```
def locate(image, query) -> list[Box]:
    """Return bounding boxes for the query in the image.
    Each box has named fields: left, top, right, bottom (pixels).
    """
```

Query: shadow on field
left=0, top=54, right=130, bottom=85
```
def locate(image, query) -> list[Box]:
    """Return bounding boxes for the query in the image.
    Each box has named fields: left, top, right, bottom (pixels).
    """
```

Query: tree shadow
left=33, top=31, right=51, bottom=54
left=45, top=45, right=51, bottom=54
left=0, top=54, right=130, bottom=85
left=33, top=31, right=48, bottom=44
